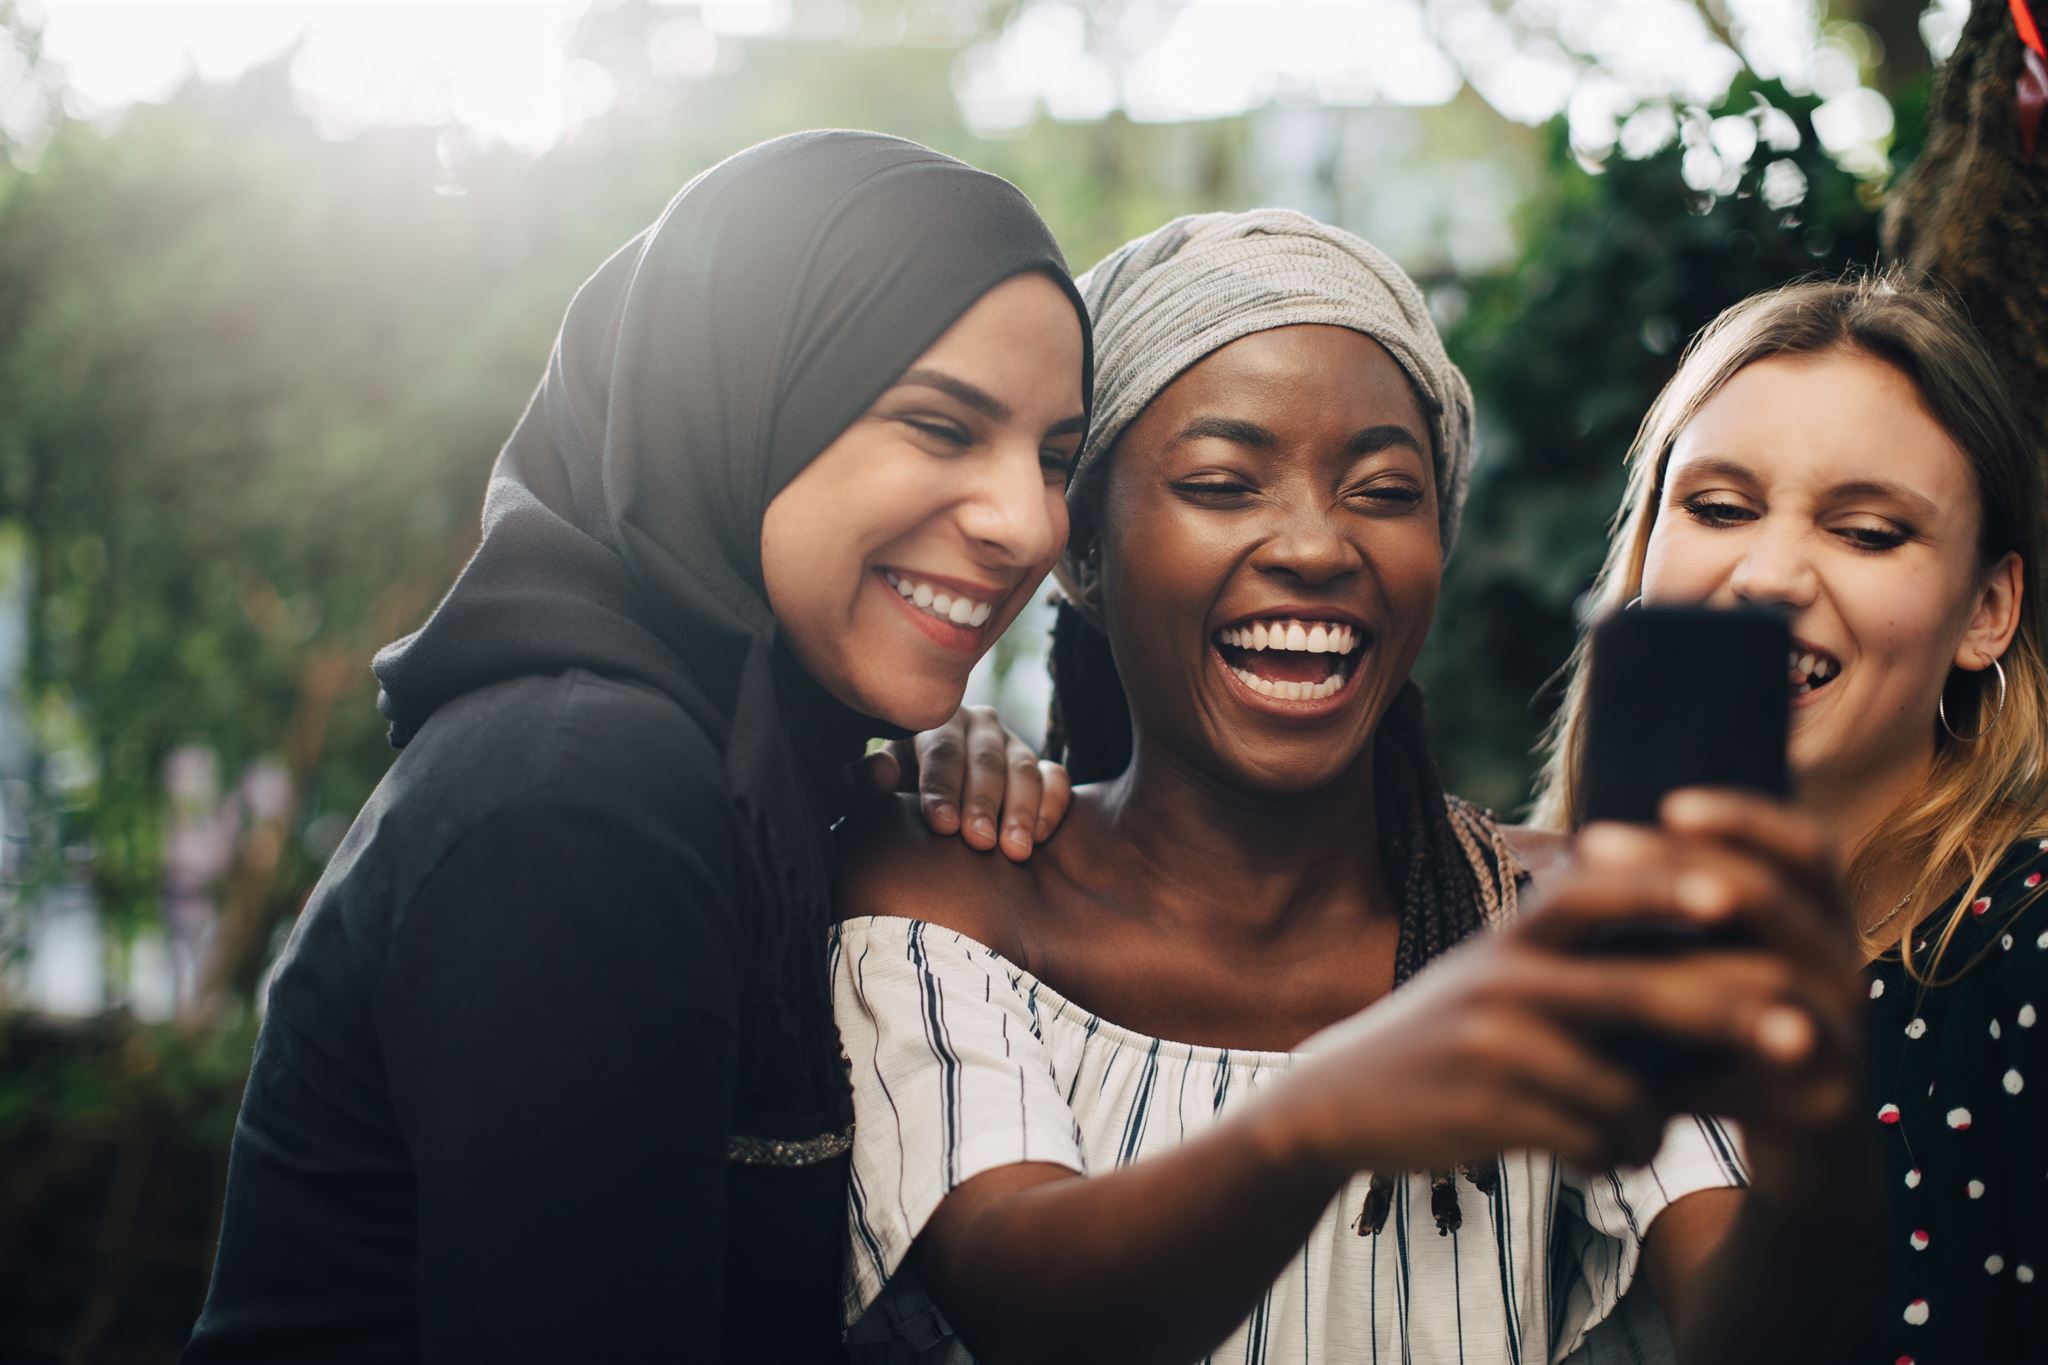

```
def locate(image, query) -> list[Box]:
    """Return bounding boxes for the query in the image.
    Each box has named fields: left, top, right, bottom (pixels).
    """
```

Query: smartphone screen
left=1578, top=603, right=1791, bottom=827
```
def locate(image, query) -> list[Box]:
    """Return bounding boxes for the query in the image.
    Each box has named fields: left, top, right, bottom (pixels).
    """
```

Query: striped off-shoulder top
left=831, top=915, right=1747, bottom=1365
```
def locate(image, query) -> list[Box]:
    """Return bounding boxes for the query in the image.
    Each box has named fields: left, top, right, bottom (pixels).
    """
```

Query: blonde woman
left=1533, top=272, right=2047, bottom=1363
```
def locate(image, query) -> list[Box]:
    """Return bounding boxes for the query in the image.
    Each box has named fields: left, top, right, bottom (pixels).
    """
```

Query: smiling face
left=1640, top=347, right=2023, bottom=798
left=760, top=271, right=1086, bottom=731
left=1094, top=324, right=1441, bottom=796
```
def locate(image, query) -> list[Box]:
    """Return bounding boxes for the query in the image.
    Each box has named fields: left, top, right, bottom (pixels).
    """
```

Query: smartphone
left=1577, top=603, right=1790, bottom=956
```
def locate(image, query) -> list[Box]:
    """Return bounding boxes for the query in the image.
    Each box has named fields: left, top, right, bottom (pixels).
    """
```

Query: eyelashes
left=904, top=418, right=970, bottom=446
left=1680, top=496, right=1757, bottom=527
left=903, top=418, right=1074, bottom=485
left=1679, top=495, right=1913, bottom=553
left=1168, top=481, right=1425, bottom=507
left=1839, top=525, right=1911, bottom=551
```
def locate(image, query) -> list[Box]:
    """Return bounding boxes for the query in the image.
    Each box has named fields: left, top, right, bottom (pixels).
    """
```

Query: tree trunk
left=182, top=535, right=471, bottom=1033
left=1882, top=0, right=2048, bottom=437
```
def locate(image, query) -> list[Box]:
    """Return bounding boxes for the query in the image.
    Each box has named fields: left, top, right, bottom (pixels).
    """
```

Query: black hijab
left=372, top=130, right=1090, bottom=1133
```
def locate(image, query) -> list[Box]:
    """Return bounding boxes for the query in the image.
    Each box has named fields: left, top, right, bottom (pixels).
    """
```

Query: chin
left=851, top=675, right=969, bottom=734
left=1214, top=749, right=1354, bottom=799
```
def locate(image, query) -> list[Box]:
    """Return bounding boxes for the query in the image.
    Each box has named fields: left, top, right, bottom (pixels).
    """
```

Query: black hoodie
left=186, top=130, right=1087, bottom=1365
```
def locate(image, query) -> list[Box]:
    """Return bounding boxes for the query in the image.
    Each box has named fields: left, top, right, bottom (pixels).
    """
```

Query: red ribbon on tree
left=2016, top=0, right=2048, bottom=160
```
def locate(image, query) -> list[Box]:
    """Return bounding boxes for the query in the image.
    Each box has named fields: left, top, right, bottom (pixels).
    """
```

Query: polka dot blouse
left=1865, top=836, right=2048, bottom=1364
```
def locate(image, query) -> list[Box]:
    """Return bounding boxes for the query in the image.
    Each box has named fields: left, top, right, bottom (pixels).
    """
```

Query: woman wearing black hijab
left=184, top=131, right=1091, bottom=1365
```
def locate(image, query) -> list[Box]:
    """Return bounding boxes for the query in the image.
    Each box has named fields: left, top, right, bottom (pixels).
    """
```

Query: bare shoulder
left=1502, top=823, right=1571, bottom=887
left=834, top=794, right=1038, bottom=961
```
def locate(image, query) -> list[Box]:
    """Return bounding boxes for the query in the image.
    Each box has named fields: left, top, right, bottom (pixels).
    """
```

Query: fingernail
left=1754, top=1005, right=1814, bottom=1063
left=926, top=800, right=956, bottom=830
left=1577, top=823, right=1647, bottom=862
left=1003, top=825, right=1031, bottom=855
left=1674, top=872, right=1728, bottom=918
left=1661, top=790, right=1719, bottom=826
left=969, top=815, right=996, bottom=841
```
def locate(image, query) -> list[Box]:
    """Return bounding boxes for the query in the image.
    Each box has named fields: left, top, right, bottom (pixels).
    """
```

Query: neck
left=1084, top=732, right=1396, bottom=945
left=1799, top=733, right=1938, bottom=931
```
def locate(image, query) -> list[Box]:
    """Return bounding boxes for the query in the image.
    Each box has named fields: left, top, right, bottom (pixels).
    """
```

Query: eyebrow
left=1668, top=456, right=1761, bottom=489
left=1170, top=415, right=1274, bottom=449
left=1346, top=424, right=1427, bottom=458
left=1671, top=456, right=1943, bottom=521
left=895, top=367, right=1086, bottom=438
left=1826, top=479, right=1942, bottom=522
left=1169, top=415, right=1426, bottom=458
left=895, top=368, right=1011, bottom=423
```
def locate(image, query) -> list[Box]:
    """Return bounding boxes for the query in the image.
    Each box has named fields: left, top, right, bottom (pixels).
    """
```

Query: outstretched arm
left=844, top=893, right=1822, bottom=1365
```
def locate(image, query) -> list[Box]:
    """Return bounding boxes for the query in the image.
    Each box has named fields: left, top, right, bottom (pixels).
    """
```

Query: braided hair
left=1046, top=593, right=1503, bottom=1232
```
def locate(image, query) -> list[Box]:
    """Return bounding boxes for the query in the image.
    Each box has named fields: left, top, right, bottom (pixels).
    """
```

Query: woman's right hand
left=1272, top=800, right=1854, bottom=1181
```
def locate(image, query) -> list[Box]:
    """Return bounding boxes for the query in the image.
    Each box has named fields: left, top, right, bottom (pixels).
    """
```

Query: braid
left=1358, top=681, right=1499, bottom=1238
left=1373, top=682, right=1489, bottom=986
left=1045, top=598, right=1132, bottom=779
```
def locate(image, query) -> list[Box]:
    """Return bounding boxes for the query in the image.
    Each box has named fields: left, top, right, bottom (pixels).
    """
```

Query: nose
left=952, top=441, right=1066, bottom=570
left=1726, top=524, right=1819, bottom=611
left=1250, top=495, right=1362, bottom=585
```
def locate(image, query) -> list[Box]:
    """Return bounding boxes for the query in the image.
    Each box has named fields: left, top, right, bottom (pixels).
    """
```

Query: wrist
left=1741, top=1123, right=1882, bottom=1224
left=1244, top=1068, right=1352, bottom=1195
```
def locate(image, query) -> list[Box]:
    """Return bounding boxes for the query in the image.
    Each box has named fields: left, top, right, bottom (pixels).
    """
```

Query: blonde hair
left=1529, top=272, right=2048, bottom=979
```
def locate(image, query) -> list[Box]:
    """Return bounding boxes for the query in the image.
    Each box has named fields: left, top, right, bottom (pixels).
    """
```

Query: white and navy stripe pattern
left=833, top=916, right=1747, bottom=1365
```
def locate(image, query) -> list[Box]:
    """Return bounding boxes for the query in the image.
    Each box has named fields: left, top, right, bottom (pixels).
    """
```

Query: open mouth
left=1791, top=644, right=1841, bottom=698
left=1212, top=616, right=1367, bottom=703
left=882, top=568, right=997, bottom=628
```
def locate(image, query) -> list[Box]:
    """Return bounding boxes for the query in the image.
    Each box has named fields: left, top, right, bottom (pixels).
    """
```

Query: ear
left=1954, top=550, right=2024, bottom=672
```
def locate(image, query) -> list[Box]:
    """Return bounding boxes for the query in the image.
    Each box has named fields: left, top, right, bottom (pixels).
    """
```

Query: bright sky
left=17, top=0, right=1965, bottom=160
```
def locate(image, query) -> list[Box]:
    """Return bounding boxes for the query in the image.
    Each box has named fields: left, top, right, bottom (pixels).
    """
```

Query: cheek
left=1830, top=571, right=1956, bottom=673
left=1640, top=522, right=1727, bottom=600
left=766, top=458, right=928, bottom=641
left=1111, top=515, right=1231, bottom=617
left=1381, top=528, right=1443, bottom=603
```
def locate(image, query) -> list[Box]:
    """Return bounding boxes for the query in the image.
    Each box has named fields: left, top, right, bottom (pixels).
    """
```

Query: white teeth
left=1230, top=667, right=1345, bottom=702
left=1787, top=647, right=1840, bottom=686
left=1215, top=618, right=1362, bottom=655
left=883, top=571, right=996, bottom=631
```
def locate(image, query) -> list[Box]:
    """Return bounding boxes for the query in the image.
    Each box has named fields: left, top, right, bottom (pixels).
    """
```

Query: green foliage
left=1420, top=74, right=1898, bottom=813
left=0, top=7, right=1928, bottom=1017
left=0, top=1012, right=257, bottom=1148
left=0, top=19, right=1326, bottom=1008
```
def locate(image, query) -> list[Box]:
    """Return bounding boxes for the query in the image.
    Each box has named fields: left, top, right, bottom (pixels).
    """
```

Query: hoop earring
left=1939, top=658, right=2008, bottom=742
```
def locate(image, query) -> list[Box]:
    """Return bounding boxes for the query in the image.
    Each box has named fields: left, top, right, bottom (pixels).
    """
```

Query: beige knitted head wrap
left=1056, top=209, right=1474, bottom=627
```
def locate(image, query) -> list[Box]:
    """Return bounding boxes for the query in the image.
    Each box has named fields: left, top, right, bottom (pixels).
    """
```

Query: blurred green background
left=0, top=0, right=1953, bottom=1357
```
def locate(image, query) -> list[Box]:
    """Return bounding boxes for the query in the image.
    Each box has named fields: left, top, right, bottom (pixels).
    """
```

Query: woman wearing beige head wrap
left=829, top=210, right=1876, bottom=1365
